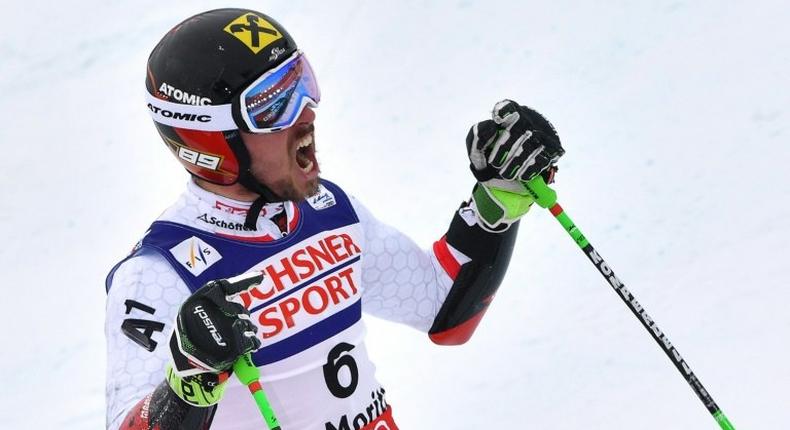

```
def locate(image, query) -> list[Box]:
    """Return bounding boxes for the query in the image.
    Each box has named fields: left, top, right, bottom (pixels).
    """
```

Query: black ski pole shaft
left=524, top=176, right=735, bottom=430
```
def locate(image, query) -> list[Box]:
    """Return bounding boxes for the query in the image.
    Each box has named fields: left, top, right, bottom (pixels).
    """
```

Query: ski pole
left=524, top=176, right=735, bottom=430
left=233, top=353, right=281, bottom=430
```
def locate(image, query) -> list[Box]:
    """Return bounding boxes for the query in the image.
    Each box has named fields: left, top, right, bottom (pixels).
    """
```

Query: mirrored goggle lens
left=241, top=52, right=320, bottom=132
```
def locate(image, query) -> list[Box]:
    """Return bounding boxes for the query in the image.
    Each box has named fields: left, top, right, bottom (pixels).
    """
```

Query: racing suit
left=105, top=179, right=477, bottom=429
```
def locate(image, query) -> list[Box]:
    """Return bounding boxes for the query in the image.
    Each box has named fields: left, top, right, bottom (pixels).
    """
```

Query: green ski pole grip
left=233, top=353, right=281, bottom=430
left=525, top=176, right=557, bottom=208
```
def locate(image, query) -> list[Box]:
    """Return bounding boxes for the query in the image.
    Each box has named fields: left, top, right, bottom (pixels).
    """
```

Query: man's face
left=240, top=107, right=320, bottom=202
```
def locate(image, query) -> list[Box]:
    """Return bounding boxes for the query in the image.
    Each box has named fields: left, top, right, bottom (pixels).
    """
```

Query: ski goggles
left=237, top=50, right=320, bottom=133
left=146, top=50, right=320, bottom=133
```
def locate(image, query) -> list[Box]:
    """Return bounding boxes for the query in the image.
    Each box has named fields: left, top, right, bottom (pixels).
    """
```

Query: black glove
left=169, top=272, right=263, bottom=377
left=466, top=100, right=564, bottom=183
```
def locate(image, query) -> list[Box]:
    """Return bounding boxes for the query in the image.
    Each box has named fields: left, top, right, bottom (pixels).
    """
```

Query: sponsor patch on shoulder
left=169, top=237, right=222, bottom=276
left=307, top=185, right=336, bottom=211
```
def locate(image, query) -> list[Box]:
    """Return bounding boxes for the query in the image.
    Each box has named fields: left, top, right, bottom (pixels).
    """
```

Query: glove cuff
left=165, top=363, right=229, bottom=407
left=472, top=181, right=534, bottom=232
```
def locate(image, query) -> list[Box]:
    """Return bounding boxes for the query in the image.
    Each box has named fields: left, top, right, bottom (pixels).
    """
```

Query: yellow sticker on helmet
left=224, top=13, right=282, bottom=54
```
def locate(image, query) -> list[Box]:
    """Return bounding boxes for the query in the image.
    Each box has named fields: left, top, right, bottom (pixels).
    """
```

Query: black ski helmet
left=146, top=8, right=305, bottom=226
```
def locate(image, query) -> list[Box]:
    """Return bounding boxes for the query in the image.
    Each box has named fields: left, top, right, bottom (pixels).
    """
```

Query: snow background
left=1, top=0, right=787, bottom=428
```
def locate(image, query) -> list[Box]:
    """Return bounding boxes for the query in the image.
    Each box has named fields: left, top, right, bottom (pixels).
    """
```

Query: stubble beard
left=270, top=176, right=321, bottom=202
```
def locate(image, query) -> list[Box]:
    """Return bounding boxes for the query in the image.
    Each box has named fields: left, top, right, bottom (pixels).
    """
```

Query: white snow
left=0, top=1, right=787, bottom=428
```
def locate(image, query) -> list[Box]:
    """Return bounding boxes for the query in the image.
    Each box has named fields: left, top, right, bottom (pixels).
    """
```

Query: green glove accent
left=472, top=180, right=535, bottom=231
left=166, top=363, right=229, bottom=407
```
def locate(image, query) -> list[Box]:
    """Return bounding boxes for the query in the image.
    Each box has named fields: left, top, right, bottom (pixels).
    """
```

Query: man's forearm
left=429, top=200, right=519, bottom=345
left=118, top=381, right=216, bottom=430
left=430, top=99, right=563, bottom=344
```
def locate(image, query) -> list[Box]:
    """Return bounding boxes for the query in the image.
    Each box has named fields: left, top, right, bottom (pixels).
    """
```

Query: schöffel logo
left=197, top=213, right=254, bottom=231
left=170, top=236, right=222, bottom=276
left=224, top=13, right=283, bottom=54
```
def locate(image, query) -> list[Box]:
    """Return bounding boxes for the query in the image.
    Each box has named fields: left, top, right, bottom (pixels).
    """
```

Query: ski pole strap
left=233, top=354, right=281, bottom=430
left=524, top=176, right=736, bottom=430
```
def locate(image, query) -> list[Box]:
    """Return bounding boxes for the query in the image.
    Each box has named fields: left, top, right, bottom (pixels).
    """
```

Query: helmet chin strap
left=238, top=171, right=284, bottom=231
left=225, top=130, right=286, bottom=231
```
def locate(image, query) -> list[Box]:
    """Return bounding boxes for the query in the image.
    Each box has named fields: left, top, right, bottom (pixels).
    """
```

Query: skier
left=105, top=8, right=564, bottom=430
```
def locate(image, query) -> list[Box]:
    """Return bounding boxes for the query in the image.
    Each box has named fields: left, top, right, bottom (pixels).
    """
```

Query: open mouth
left=294, top=131, right=317, bottom=174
